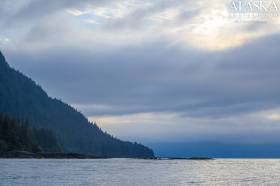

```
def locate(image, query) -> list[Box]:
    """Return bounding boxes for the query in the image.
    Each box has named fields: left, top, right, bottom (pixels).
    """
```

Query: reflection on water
left=1, top=159, right=280, bottom=186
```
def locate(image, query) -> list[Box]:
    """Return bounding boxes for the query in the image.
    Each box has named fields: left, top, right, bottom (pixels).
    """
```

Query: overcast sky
left=1, top=0, right=280, bottom=154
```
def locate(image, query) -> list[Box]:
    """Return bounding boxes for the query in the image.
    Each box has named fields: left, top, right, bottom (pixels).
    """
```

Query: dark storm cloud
left=6, top=33, right=280, bottom=118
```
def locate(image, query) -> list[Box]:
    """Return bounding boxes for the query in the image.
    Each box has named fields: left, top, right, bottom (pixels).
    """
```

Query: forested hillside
left=0, top=113, right=61, bottom=153
left=0, top=51, right=154, bottom=158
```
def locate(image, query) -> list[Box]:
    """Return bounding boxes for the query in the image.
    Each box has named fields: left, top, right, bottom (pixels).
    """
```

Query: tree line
left=0, top=113, right=61, bottom=153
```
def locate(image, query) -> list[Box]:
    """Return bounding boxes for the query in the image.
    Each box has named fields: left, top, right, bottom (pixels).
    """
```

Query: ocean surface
left=1, top=159, right=280, bottom=186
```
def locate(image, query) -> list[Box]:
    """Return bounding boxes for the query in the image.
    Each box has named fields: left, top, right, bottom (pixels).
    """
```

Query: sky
left=1, top=0, right=280, bottom=157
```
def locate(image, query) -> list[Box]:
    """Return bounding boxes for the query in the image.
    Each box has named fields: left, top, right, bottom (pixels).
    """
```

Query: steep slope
left=0, top=51, right=154, bottom=158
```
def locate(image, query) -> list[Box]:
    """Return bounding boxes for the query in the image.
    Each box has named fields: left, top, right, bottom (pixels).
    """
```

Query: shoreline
left=0, top=151, right=110, bottom=159
left=0, top=151, right=213, bottom=160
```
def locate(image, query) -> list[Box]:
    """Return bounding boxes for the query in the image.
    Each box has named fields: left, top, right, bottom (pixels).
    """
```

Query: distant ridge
left=0, top=51, right=154, bottom=158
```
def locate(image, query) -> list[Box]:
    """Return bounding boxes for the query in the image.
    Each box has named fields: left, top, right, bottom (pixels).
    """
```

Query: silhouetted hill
left=0, top=51, right=154, bottom=158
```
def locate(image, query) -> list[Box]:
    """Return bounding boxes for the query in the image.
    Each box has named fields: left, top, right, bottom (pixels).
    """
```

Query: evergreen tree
left=0, top=113, right=61, bottom=153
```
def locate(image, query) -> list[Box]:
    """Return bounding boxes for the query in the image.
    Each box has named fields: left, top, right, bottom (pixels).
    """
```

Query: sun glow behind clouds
left=173, top=0, right=280, bottom=50
left=65, top=0, right=280, bottom=50
left=266, top=114, right=280, bottom=120
left=261, top=108, right=280, bottom=121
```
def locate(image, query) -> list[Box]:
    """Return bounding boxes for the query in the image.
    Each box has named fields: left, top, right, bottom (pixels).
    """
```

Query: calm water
left=1, top=159, right=280, bottom=186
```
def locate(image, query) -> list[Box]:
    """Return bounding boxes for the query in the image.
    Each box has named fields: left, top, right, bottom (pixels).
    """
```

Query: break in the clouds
left=1, top=0, right=280, bottom=148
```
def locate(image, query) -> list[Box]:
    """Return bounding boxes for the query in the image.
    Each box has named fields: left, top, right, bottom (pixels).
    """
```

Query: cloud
left=2, top=0, right=279, bottom=51
left=1, top=0, right=114, bottom=19
left=7, top=33, right=280, bottom=118
left=89, top=110, right=280, bottom=144
left=1, top=0, right=280, bottom=146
